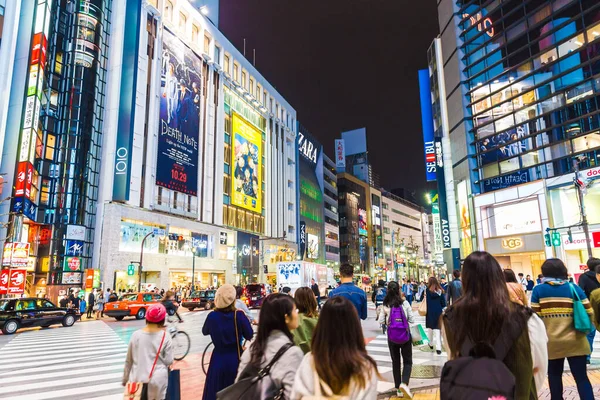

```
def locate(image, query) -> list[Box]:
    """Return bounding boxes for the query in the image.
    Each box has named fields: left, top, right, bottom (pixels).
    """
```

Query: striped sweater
left=531, top=281, right=594, bottom=359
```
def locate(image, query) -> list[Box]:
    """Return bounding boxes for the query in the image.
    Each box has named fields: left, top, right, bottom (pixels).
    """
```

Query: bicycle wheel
left=172, top=330, right=191, bottom=361
left=202, top=341, right=214, bottom=375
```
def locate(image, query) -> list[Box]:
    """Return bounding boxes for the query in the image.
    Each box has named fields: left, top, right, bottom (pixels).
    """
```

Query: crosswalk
left=0, top=321, right=127, bottom=400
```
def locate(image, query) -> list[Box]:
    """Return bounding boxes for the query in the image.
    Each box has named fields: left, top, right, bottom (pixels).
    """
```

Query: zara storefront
left=473, top=180, right=552, bottom=278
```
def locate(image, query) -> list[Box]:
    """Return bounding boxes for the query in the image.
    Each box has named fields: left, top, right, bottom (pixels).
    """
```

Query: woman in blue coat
left=202, top=284, right=253, bottom=400
left=425, top=276, right=446, bottom=355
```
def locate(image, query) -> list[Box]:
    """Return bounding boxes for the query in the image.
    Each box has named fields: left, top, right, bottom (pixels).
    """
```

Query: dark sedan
left=182, top=290, right=216, bottom=311
left=0, top=297, right=80, bottom=335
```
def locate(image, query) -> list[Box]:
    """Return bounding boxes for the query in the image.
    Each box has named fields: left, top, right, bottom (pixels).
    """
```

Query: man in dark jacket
left=373, top=280, right=387, bottom=307
left=579, top=257, right=600, bottom=363
left=86, top=290, right=95, bottom=318
left=446, top=269, right=463, bottom=305
left=311, top=279, right=321, bottom=309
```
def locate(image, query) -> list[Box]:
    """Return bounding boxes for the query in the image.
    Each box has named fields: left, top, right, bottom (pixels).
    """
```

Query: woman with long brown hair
left=425, top=276, right=446, bottom=354
left=291, top=296, right=379, bottom=399
left=235, top=293, right=303, bottom=399
left=442, top=252, right=548, bottom=398
left=292, top=287, right=319, bottom=354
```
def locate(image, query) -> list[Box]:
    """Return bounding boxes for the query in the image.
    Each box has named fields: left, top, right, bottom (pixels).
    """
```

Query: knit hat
left=146, top=303, right=167, bottom=323
left=215, top=284, right=236, bottom=309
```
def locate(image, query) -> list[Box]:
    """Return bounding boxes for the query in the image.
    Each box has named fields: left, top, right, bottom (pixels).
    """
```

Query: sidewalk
left=377, top=370, right=600, bottom=399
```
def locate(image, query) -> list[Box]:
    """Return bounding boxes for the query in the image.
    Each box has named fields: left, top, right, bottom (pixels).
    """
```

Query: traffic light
left=567, top=229, right=573, bottom=243
left=544, top=233, right=551, bottom=247
left=551, top=231, right=561, bottom=247
left=127, top=264, right=135, bottom=276
left=168, top=233, right=183, bottom=241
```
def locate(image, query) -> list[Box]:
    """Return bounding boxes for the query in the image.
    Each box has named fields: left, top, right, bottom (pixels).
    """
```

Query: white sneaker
left=399, top=383, right=413, bottom=399
left=396, top=390, right=403, bottom=398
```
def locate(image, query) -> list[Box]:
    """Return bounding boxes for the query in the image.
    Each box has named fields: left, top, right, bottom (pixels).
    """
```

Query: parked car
left=104, top=292, right=162, bottom=321
left=244, top=283, right=271, bottom=308
left=182, top=290, right=216, bottom=311
left=0, top=297, right=80, bottom=335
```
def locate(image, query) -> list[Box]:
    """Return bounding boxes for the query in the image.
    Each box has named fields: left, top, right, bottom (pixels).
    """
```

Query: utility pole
left=573, top=158, right=593, bottom=259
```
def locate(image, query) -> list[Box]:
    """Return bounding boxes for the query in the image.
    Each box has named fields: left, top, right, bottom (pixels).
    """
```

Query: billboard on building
left=298, top=129, right=324, bottom=263
left=419, top=69, right=437, bottom=182
left=231, top=114, right=262, bottom=213
left=156, top=29, right=202, bottom=196
left=457, top=180, right=473, bottom=257
left=335, top=139, right=345, bottom=168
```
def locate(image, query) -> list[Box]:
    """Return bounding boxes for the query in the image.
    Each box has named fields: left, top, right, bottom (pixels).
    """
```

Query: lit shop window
left=204, top=33, right=211, bottom=54
left=192, top=25, right=199, bottom=43
left=587, top=22, right=600, bottom=43
left=164, top=1, right=173, bottom=21
left=224, top=54, right=230, bottom=74
left=179, top=12, right=187, bottom=31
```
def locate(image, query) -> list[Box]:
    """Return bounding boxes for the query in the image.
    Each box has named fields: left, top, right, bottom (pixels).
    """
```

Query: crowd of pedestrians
left=116, top=252, right=600, bottom=400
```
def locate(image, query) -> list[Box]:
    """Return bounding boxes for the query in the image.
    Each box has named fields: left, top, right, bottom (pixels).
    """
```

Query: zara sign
left=298, top=132, right=318, bottom=164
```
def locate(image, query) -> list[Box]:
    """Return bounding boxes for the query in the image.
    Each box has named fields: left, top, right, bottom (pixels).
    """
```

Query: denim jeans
left=586, top=329, right=595, bottom=361
left=548, top=356, right=594, bottom=400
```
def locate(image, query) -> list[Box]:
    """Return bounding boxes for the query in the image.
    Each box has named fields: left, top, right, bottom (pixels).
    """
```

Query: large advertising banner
left=156, top=29, right=201, bottom=196
left=419, top=69, right=437, bottom=182
left=457, top=180, right=473, bottom=258
left=231, top=114, right=262, bottom=213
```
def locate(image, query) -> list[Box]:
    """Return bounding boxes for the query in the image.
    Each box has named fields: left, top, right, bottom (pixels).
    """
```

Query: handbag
left=124, top=331, right=166, bottom=400
left=301, top=361, right=349, bottom=400
left=418, top=295, right=427, bottom=317
left=570, top=284, right=593, bottom=334
left=216, top=343, right=293, bottom=400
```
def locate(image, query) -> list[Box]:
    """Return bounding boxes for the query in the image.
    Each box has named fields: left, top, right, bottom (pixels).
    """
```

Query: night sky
left=219, top=1, right=440, bottom=200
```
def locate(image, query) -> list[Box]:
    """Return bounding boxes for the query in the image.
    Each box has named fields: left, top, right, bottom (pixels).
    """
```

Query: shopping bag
left=411, top=324, right=429, bottom=346
left=570, top=284, right=593, bottom=334
left=166, top=369, right=181, bottom=400
left=418, top=296, right=427, bottom=316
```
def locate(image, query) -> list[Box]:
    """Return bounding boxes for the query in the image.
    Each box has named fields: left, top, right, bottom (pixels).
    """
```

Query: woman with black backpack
left=377, top=281, right=414, bottom=399
left=441, top=251, right=548, bottom=399
left=231, top=293, right=303, bottom=399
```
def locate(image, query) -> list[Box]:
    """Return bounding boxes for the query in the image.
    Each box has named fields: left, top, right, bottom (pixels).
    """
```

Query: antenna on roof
left=253, top=49, right=256, bottom=66
left=243, top=38, right=246, bottom=57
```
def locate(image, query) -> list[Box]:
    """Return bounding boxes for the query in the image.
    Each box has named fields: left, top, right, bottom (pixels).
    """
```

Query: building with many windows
left=0, top=0, right=112, bottom=298
left=93, top=0, right=298, bottom=291
left=323, top=154, right=340, bottom=269
left=427, top=0, right=600, bottom=277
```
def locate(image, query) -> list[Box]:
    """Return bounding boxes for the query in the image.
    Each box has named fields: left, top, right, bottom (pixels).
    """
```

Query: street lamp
left=138, top=231, right=155, bottom=292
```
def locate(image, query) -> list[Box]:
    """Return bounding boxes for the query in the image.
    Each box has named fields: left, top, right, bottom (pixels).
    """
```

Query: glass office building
left=430, top=0, right=600, bottom=276
left=461, top=0, right=600, bottom=189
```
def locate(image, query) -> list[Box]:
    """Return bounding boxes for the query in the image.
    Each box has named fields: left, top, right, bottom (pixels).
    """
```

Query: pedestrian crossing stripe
left=0, top=321, right=129, bottom=400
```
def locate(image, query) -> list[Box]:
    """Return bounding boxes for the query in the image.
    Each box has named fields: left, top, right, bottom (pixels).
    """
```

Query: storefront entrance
left=494, top=252, right=544, bottom=278
left=169, top=271, right=225, bottom=290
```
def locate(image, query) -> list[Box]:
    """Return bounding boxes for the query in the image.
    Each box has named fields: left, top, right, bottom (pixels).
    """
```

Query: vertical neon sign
left=12, top=0, right=53, bottom=221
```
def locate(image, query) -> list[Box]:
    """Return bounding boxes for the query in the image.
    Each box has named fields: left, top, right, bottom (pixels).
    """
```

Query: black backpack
left=440, top=321, right=524, bottom=400
left=217, top=343, right=293, bottom=400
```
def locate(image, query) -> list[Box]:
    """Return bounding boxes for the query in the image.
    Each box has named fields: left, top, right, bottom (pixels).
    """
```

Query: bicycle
left=166, top=317, right=190, bottom=361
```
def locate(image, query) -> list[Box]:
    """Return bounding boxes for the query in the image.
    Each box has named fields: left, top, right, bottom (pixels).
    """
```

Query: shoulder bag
left=217, top=343, right=294, bottom=400
left=570, top=283, right=593, bottom=334
left=418, top=295, right=427, bottom=317
left=124, top=331, right=166, bottom=400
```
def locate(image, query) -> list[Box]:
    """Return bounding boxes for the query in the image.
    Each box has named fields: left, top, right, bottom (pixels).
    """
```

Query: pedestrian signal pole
left=573, top=158, right=593, bottom=260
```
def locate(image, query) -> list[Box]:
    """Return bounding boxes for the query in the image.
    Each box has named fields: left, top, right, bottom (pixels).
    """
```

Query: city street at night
left=2, top=0, right=600, bottom=399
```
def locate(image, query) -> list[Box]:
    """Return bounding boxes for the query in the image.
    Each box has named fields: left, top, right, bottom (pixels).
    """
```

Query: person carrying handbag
left=202, top=284, right=253, bottom=400
left=377, top=281, right=414, bottom=399
left=123, top=304, right=174, bottom=400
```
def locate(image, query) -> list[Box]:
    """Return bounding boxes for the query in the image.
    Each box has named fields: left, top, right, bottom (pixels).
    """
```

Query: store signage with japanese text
left=0, top=270, right=8, bottom=294
left=335, top=139, right=345, bottom=168
left=63, top=256, right=82, bottom=272
left=7, top=269, right=27, bottom=294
